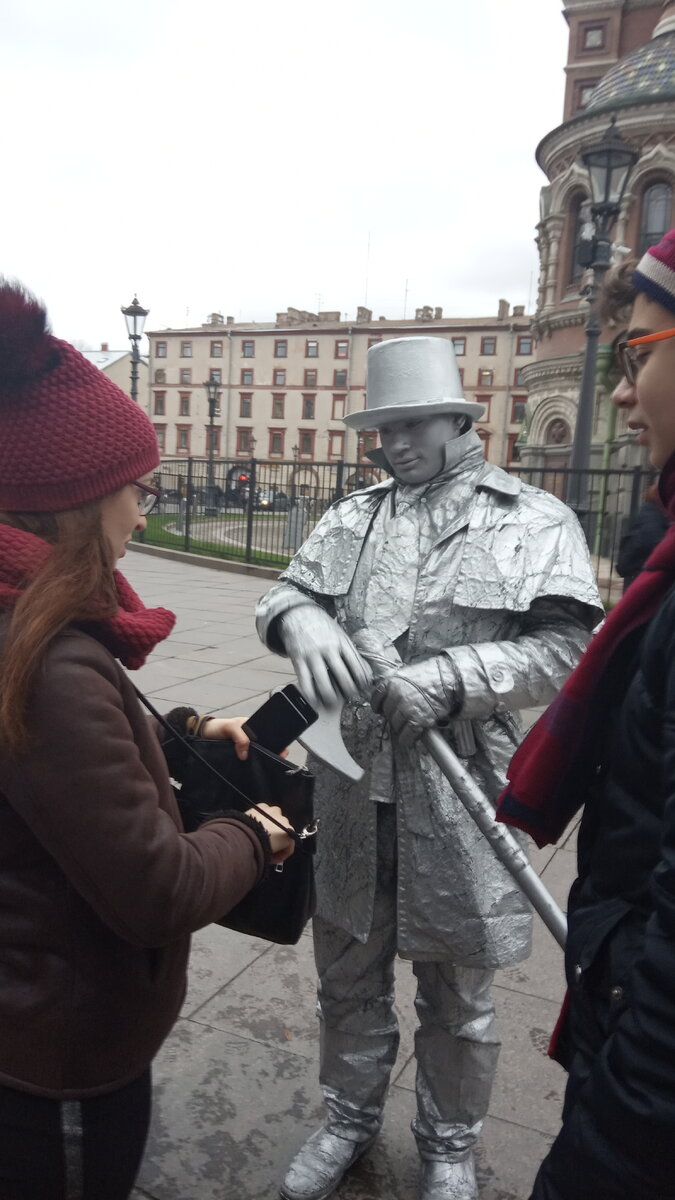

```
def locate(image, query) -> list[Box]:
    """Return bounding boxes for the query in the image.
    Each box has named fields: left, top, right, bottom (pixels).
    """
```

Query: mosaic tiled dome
left=586, top=29, right=675, bottom=115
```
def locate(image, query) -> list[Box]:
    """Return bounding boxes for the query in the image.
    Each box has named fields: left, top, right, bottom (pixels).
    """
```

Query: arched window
left=638, top=182, right=672, bottom=257
left=568, top=194, right=592, bottom=286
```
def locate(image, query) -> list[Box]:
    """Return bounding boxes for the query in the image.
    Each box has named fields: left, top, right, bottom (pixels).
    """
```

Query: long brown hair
left=0, top=505, right=117, bottom=756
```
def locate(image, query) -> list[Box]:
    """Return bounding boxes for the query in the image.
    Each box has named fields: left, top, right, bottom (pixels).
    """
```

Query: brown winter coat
left=0, top=622, right=266, bottom=1098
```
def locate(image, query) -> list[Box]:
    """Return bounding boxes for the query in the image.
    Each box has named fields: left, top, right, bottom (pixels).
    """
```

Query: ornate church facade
left=522, top=0, right=675, bottom=470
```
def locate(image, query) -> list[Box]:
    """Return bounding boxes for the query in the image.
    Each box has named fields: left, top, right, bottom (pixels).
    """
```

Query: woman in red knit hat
left=0, top=281, right=294, bottom=1199
left=497, top=228, right=675, bottom=1199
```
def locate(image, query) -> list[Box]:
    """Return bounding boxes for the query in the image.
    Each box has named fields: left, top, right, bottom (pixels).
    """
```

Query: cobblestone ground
left=124, top=546, right=575, bottom=1200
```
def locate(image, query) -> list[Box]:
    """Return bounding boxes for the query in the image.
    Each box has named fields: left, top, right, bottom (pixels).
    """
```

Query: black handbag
left=136, top=690, right=317, bottom=945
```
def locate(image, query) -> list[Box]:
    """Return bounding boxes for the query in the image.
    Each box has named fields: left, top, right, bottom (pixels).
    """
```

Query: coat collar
left=363, top=429, right=521, bottom=500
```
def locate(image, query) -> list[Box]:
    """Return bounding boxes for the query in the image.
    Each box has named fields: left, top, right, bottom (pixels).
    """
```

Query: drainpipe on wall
left=344, top=326, right=355, bottom=461
left=224, top=328, right=233, bottom=460
left=501, top=322, right=516, bottom=466
left=144, top=349, right=152, bottom=422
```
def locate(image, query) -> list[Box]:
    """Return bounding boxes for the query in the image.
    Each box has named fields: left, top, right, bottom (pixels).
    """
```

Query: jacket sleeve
left=446, top=597, right=599, bottom=720
left=0, top=634, right=267, bottom=948
left=530, top=624, right=675, bottom=1200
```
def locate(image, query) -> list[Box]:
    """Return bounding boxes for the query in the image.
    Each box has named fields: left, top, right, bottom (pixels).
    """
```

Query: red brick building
left=522, top=0, right=675, bottom=470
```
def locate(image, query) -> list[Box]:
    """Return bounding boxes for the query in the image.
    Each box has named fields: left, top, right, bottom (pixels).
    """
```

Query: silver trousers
left=313, top=804, right=500, bottom=1160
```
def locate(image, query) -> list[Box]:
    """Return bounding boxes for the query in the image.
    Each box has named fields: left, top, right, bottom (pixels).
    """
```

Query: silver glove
left=370, top=656, right=459, bottom=749
left=279, top=605, right=373, bottom=708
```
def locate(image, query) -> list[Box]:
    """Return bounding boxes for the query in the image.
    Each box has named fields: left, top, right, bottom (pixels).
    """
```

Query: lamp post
left=567, top=117, right=639, bottom=517
left=121, top=296, right=149, bottom=404
left=204, top=377, right=221, bottom=516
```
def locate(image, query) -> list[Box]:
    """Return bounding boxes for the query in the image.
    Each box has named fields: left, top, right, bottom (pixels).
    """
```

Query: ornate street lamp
left=582, top=117, right=639, bottom=230
left=121, top=296, right=149, bottom=404
left=204, top=376, right=221, bottom=516
left=567, top=118, right=639, bottom=515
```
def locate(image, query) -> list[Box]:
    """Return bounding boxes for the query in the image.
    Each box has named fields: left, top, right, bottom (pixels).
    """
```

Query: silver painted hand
left=370, top=657, right=458, bottom=749
left=280, top=606, right=373, bottom=708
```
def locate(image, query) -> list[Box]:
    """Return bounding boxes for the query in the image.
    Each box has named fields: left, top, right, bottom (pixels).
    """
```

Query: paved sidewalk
left=124, top=546, right=576, bottom=1200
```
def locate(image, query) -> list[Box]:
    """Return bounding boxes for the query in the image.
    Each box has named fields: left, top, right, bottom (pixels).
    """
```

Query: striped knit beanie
left=0, top=281, right=159, bottom=512
left=633, top=228, right=675, bottom=315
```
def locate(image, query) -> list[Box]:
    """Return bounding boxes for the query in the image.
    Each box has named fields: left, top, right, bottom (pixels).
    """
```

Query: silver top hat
left=343, top=336, right=484, bottom=431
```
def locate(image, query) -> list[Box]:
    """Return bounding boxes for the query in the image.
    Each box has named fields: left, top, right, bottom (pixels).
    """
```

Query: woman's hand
left=199, top=714, right=290, bottom=759
left=246, top=804, right=295, bottom=864
left=200, top=716, right=250, bottom=760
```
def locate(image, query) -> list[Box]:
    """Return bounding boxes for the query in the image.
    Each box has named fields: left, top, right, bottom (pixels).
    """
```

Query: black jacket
left=532, top=587, right=675, bottom=1199
left=615, top=500, right=668, bottom=589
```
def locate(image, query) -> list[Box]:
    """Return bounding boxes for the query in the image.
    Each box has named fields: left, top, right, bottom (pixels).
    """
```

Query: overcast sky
left=2, top=0, right=569, bottom=349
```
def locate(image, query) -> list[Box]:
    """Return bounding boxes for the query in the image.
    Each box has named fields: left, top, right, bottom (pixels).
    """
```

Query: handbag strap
left=133, top=685, right=300, bottom=842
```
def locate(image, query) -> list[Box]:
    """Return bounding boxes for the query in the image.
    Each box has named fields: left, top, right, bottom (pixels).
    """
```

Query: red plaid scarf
left=496, top=461, right=675, bottom=848
left=0, top=524, right=174, bottom=668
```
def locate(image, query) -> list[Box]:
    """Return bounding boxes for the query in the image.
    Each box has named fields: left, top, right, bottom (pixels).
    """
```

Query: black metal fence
left=135, top=456, right=656, bottom=603
left=505, top=463, right=656, bottom=605
left=137, top=457, right=384, bottom=569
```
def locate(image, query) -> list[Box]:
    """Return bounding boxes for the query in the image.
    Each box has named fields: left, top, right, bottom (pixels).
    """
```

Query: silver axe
left=297, top=629, right=567, bottom=950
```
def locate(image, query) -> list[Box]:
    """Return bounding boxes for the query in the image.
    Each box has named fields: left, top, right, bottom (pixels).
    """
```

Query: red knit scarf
left=496, top=457, right=675, bottom=848
left=0, top=524, right=175, bottom=668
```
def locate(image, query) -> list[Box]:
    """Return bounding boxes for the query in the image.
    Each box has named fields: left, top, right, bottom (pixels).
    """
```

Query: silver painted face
left=378, top=414, right=463, bottom=483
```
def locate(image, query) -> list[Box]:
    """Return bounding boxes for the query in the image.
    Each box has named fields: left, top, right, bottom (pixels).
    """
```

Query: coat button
left=492, top=669, right=504, bottom=682
left=574, top=964, right=582, bottom=982
left=610, top=985, right=623, bottom=999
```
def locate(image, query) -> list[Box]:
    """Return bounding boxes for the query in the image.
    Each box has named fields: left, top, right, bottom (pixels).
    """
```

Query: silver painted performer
left=256, top=337, right=603, bottom=1200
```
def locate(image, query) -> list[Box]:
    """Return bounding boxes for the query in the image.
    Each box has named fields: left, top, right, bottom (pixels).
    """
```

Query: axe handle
left=421, top=728, right=567, bottom=950
left=356, top=637, right=567, bottom=949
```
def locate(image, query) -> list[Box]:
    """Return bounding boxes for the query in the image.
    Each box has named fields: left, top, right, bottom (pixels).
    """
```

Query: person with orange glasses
left=498, top=228, right=675, bottom=1199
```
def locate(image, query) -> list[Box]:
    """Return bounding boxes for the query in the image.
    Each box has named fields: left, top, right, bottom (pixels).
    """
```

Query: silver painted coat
left=257, top=433, right=603, bottom=967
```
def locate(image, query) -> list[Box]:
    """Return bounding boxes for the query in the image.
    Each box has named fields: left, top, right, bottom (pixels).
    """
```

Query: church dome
left=586, top=25, right=675, bottom=115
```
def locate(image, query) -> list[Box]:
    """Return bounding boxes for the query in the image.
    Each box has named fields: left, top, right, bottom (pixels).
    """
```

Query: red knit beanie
left=0, top=281, right=159, bottom=512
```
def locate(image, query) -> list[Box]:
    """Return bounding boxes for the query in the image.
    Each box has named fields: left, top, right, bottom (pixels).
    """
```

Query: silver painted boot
left=279, top=1126, right=378, bottom=1200
left=420, top=1154, right=478, bottom=1200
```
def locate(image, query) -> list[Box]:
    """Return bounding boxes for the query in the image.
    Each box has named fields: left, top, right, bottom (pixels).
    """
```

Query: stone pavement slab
left=124, top=547, right=571, bottom=1200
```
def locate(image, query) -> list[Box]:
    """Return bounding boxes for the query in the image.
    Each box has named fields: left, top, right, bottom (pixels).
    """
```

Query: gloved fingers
left=387, top=706, right=423, bottom=749
left=372, top=680, right=409, bottom=722
left=339, top=642, right=374, bottom=695
left=298, top=652, right=343, bottom=709
left=295, top=644, right=372, bottom=709
left=294, top=657, right=325, bottom=710
left=370, top=678, right=389, bottom=714
left=372, top=679, right=436, bottom=747
left=321, top=651, right=361, bottom=703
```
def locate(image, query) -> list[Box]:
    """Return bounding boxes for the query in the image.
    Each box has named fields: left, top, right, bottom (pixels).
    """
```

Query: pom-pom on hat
left=633, top=228, right=675, bottom=316
left=0, top=280, right=159, bottom=512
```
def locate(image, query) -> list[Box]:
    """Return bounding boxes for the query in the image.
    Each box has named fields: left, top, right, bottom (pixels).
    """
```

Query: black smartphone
left=242, top=684, right=318, bottom=755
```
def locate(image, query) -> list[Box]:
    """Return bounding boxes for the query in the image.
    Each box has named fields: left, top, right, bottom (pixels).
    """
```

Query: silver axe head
left=298, top=699, right=365, bottom=782
left=265, top=682, right=364, bottom=781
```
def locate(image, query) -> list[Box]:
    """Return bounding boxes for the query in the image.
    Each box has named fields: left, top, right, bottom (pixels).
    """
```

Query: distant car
left=256, top=489, right=289, bottom=512
left=218, top=488, right=246, bottom=510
